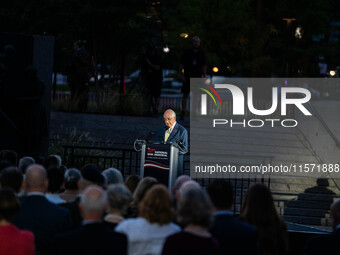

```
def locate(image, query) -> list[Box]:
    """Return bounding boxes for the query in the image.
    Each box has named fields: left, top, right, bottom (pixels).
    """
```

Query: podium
left=140, top=143, right=179, bottom=189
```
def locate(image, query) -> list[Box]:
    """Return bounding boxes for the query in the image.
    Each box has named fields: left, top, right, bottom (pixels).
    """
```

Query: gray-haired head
left=177, top=187, right=213, bottom=228
left=173, top=175, right=191, bottom=192
left=178, top=180, right=201, bottom=199
left=107, top=184, right=132, bottom=214
left=103, top=168, right=124, bottom=186
left=64, top=168, right=82, bottom=190
left=18, top=157, right=35, bottom=174
left=80, top=185, right=107, bottom=213
left=163, top=109, right=176, bottom=118
left=172, top=175, right=191, bottom=201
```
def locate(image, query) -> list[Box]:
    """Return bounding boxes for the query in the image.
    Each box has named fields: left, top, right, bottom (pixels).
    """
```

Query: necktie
left=164, top=128, right=171, bottom=143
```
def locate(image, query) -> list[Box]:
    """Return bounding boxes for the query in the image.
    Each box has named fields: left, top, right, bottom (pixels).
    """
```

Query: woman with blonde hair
left=116, top=184, right=180, bottom=255
left=239, top=183, right=288, bottom=255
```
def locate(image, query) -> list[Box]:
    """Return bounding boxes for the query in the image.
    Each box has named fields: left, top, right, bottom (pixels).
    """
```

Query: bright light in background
left=295, top=26, right=303, bottom=39
left=163, top=46, right=170, bottom=53
left=180, top=33, right=189, bottom=38
left=205, top=79, right=211, bottom=84
left=226, top=66, right=231, bottom=71
left=330, top=70, right=336, bottom=76
left=212, top=67, right=219, bottom=73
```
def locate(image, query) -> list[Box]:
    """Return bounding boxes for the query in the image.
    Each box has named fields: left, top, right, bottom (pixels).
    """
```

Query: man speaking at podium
left=156, top=109, right=188, bottom=175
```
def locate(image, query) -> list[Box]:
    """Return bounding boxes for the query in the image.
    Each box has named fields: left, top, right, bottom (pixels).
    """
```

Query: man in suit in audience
left=51, top=185, right=127, bottom=255
left=304, top=198, right=340, bottom=255
left=12, top=164, right=72, bottom=254
left=207, top=180, right=259, bottom=255
left=155, top=109, right=188, bottom=175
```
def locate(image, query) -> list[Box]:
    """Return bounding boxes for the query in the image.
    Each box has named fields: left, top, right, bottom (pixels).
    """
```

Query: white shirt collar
left=168, top=121, right=176, bottom=132
left=27, top=192, right=45, bottom=197
left=214, top=210, right=233, bottom=216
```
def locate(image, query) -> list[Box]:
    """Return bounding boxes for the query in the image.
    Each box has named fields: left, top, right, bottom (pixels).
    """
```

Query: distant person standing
left=67, top=40, right=90, bottom=112
left=180, top=36, right=207, bottom=120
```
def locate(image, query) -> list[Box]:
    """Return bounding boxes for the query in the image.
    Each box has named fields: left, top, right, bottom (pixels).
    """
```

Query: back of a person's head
left=64, top=168, right=82, bottom=190
left=107, top=184, right=132, bottom=214
left=0, top=160, right=13, bottom=175
left=207, top=179, right=233, bottom=210
left=80, top=185, right=107, bottom=214
left=124, top=174, right=141, bottom=194
left=25, top=164, right=47, bottom=192
left=18, top=156, right=35, bottom=174
left=173, top=175, right=191, bottom=191
left=139, top=184, right=173, bottom=225
left=0, top=150, right=18, bottom=166
left=0, top=167, right=23, bottom=193
left=43, top=155, right=62, bottom=169
left=240, top=183, right=278, bottom=226
left=177, top=188, right=213, bottom=228
left=132, top=177, right=158, bottom=204
left=103, top=168, right=123, bottom=186
left=178, top=180, right=200, bottom=200
left=80, top=164, right=105, bottom=188
left=0, top=188, right=20, bottom=222
left=47, top=166, right=65, bottom=193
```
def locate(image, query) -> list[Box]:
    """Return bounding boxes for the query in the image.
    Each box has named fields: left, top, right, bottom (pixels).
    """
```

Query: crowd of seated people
left=0, top=149, right=339, bottom=255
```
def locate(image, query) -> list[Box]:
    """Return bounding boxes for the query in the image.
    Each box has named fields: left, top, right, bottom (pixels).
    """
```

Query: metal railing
left=62, top=145, right=272, bottom=215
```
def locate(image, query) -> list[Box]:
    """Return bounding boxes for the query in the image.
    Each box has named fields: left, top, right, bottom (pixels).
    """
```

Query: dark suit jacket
left=154, top=122, right=188, bottom=175
left=13, top=195, right=72, bottom=253
left=210, top=214, right=259, bottom=255
left=51, top=222, right=127, bottom=255
left=304, top=228, right=340, bottom=255
left=60, top=196, right=82, bottom=229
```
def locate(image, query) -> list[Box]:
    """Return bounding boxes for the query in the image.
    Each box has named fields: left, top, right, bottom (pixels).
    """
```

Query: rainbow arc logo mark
left=199, top=84, right=223, bottom=108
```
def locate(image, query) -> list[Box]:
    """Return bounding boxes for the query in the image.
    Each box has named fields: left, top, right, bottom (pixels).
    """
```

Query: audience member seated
left=239, top=183, right=288, bottom=255
left=172, top=175, right=191, bottom=202
left=103, top=167, right=124, bottom=186
left=304, top=198, right=340, bottom=255
left=59, top=168, right=81, bottom=202
left=162, top=188, right=218, bottom=255
left=0, top=150, right=18, bottom=166
left=46, top=166, right=66, bottom=204
left=124, top=174, right=141, bottom=194
left=0, top=188, right=35, bottom=255
left=104, top=184, right=132, bottom=228
left=207, top=179, right=258, bottom=255
left=0, top=167, right=23, bottom=195
left=12, top=164, right=72, bottom=254
left=43, top=155, right=62, bottom=170
left=60, top=164, right=105, bottom=228
left=51, top=185, right=127, bottom=255
left=0, top=160, right=12, bottom=174
left=177, top=180, right=200, bottom=197
left=116, top=184, right=180, bottom=255
left=128, top=177, right=158, bottom=217
left=18, top=156, right=35, bottom=175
